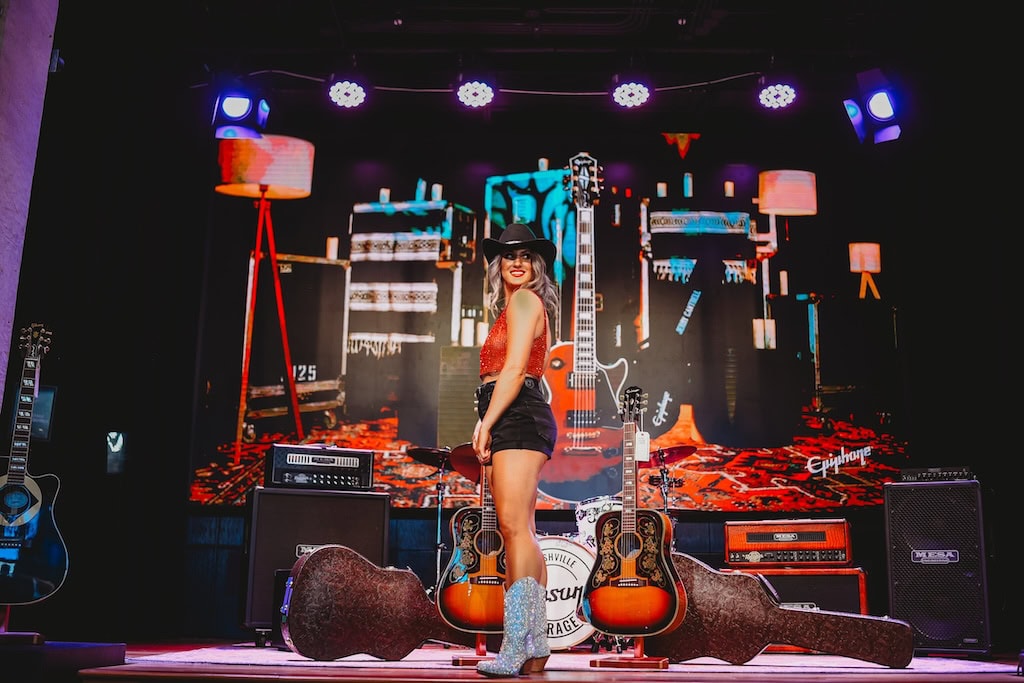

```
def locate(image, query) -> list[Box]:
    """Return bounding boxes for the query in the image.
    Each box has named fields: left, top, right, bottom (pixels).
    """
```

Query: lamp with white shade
left=849, top=242, right=882, bottom=299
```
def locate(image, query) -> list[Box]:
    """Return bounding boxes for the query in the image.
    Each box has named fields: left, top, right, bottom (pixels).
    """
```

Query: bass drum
left=539, top=535, right=596, bottom=650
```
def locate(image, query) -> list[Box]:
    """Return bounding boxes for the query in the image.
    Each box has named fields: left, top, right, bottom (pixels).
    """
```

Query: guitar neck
left=621, top=418, right=637, bottom=534
left=8, top=356, right=40, bottom=485
left=572, top=205, right=596, bottom=375
left=481, top=470, right=496, bottom=531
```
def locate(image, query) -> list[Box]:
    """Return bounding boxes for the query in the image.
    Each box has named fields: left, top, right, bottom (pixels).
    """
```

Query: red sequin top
left=479, top=291, right=548, bottom=379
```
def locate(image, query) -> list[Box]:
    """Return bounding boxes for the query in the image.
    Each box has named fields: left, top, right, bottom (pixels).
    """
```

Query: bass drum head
left=539, top=535, right=596, bottom=650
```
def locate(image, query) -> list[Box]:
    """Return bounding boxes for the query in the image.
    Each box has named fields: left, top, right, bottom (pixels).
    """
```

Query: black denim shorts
left=475, top=377, right=557, bottom=459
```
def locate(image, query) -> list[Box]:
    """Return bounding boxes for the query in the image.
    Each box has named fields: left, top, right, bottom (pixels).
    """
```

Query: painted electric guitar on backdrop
left=436, top=459, right=505, bottom=633
left=541, top=152, right=629, bottom=502
left=0, top=323, right=69, bottom=605
left=578, top=386, right=686, bottom=638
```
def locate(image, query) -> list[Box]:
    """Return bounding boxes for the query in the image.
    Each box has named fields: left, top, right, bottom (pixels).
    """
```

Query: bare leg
left=478, top=449, right=551, bottom=677
left=488, top=448, right=548, bottom=588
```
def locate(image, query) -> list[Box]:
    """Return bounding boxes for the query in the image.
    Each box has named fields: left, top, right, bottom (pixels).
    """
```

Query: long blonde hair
left=484, top=250, right=559, bottom=323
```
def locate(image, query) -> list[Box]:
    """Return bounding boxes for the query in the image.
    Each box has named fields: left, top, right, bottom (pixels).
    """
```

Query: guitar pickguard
left=441, top=508, right=506, bottom=580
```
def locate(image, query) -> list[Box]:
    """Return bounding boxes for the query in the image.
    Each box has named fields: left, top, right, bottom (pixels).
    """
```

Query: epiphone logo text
left=806, top=445, right=871, bottom=478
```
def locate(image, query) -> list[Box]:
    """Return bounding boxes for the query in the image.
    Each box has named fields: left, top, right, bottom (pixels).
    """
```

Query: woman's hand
left=473, top=419, right=492, bottom=464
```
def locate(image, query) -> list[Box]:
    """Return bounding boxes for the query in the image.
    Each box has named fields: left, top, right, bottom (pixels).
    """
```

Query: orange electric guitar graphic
left=577, top=386, right=686, bottom=638
left=541, top=151, right=629, bottom=502
left=436, top=461, right=506, bottom=633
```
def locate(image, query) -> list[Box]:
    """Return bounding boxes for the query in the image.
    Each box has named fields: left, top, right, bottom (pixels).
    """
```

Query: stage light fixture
left=758, top=79, right=797, bottom=110
left=212, top=79, right=270, bottom=139
left=844, top=68, right=901, bottom=144
left=325, top=75, right=368, bottom=109
left=611, top=75, right=651, bottom=108
left=456, top=78, right=495, bottom=108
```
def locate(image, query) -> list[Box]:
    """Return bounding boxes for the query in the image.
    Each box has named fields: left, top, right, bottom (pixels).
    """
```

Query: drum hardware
left=592, top=633, right=631, bottom=654
left=408, top=443, right=486, bottom=595
left=644, top=445, right=695, bottom=513
left=645, top=444, right=697, bottom=467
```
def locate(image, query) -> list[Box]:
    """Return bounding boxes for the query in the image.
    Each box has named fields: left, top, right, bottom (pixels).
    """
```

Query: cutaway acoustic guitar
left=1, top=323, right=69, bottom=606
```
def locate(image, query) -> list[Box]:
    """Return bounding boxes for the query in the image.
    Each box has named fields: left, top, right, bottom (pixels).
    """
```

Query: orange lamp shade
left=215, top=134, right=315, bottom=199
left=758, top=170, right=817, bottom=216
left=849, top=242, right=881, bottom=273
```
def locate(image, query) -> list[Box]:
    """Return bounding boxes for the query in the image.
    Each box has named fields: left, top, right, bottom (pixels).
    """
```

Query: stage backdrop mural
left=188, top=115, right=909, bottom=512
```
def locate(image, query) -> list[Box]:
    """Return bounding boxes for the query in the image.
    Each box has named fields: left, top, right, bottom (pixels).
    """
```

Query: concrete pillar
left=0, top=0, right=59, bottom=402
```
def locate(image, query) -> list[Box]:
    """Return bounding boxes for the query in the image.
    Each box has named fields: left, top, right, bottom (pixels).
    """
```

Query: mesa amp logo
left=725, top=518, right=852, bottom=567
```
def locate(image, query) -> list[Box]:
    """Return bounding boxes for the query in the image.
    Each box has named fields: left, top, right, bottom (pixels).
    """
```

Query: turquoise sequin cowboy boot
left=478, top=577, right=549, bottom=677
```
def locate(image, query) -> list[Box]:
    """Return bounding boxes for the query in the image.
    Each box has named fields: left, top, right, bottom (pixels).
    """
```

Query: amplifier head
left=265, top=443, right=375, bottom=491
left=724, top=518, right=852, bottom=567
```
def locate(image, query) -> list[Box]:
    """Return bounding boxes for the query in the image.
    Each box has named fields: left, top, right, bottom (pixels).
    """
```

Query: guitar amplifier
left=264, top=443, right=374, bottom=491
left=725, top=518, right=852, bottom=567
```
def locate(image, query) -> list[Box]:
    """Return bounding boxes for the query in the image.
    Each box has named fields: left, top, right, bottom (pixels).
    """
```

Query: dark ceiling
left=165, top=1, right=923, bottom=120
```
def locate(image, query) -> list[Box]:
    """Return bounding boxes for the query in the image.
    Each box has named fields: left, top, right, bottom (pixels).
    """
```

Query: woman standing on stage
left=473, top=223, right=559, bottom=678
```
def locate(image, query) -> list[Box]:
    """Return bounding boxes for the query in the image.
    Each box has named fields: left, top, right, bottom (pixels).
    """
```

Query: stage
left=73, top=640, right=1019, bottom=682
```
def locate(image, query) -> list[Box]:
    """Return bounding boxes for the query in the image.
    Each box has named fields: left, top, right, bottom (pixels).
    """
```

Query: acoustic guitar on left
left=0, top=323, right=69, bottom=605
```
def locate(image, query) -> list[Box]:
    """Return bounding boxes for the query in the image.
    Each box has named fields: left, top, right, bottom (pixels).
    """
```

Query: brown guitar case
left=644, top=552, right=915, bottom=667
left=281, top=544, right=501, bottom=661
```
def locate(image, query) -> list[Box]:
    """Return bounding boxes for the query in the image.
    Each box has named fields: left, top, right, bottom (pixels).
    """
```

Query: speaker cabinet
left=437, top=345, right=480, bottom=449
left=884, top=480, right=990, bottom=655
left=243, top=487, right=390, bottom=630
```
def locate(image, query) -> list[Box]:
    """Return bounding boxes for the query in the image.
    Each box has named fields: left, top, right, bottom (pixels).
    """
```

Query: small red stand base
left=451, top=633, right=492, bottom=666
left=589, top=636, right=669, bottom=669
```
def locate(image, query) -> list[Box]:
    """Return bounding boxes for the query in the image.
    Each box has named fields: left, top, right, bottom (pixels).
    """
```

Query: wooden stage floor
left=65, top=640, right=1020, bottom=683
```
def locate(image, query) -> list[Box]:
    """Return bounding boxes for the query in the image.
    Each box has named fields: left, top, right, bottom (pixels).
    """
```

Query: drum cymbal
left=643, top=444, right=698, bottom=467
left=406, top=446, right=452, bottom=469
left=449, top=442, right=481, bottom=484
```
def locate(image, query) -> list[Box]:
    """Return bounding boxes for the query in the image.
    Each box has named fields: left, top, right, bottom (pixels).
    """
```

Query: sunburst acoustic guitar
left=577, top=386, right=686, bottom=638
left=436, top=447, right=506, bottom=633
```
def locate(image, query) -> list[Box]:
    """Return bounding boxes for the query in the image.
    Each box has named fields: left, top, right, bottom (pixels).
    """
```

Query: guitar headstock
left=566, top=152, right=603, bottom=209
left=620, top=386, right=646, bottom=424
left=19, top=323, right=52, bottom=361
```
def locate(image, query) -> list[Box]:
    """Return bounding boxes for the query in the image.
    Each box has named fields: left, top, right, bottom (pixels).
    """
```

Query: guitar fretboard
left=572, top=204, right=596, bottom=377
left=8, top=357, right=39, bottom=486
left=621, top=417, right=637, bottom=535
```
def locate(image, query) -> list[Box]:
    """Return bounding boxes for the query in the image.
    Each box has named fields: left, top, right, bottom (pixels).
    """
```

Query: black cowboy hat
left=482, top=223, right=557, bottom=268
